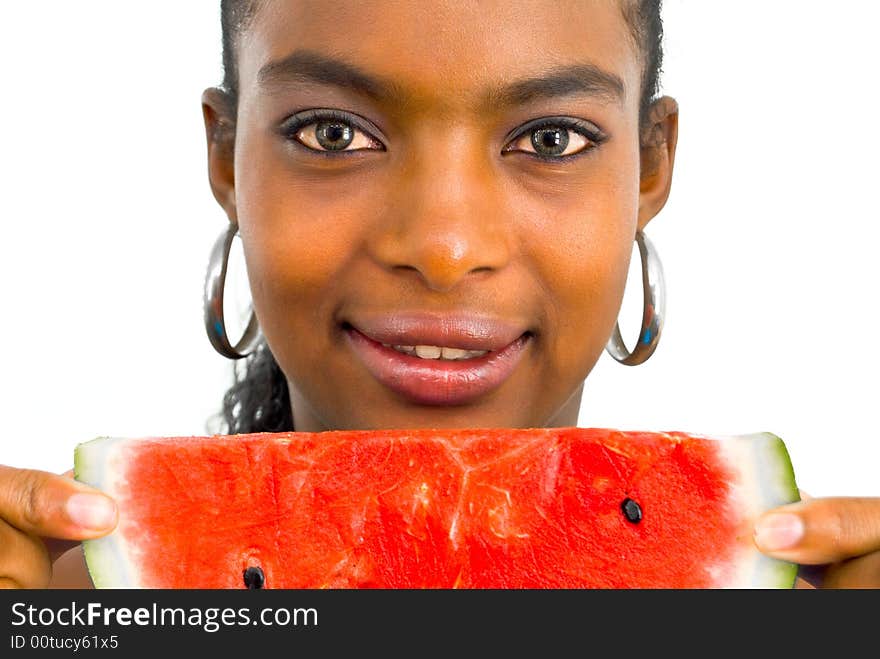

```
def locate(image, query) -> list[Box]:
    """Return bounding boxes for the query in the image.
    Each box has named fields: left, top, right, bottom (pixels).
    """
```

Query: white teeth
left=437, top=347, right=469, bottom=360
left=415, top=345, right=442, bottom=359
left=381, top=343, right=489, bottom=360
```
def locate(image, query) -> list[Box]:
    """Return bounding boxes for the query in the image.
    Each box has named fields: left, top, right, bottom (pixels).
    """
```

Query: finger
left=45, top=538, right=83, bottom=564
left=49, top=546, right=95, bottom=589
left=821, top=549, right=880, bottom=589
left=0, top=465, right=117, bottom=540
left=794, top=576, right=817, bottom=589
left=796, top=563, right=825, bottom=589
left=754, top=497, right=880, bottom=564
left=0, top=517, right=52, bottom=588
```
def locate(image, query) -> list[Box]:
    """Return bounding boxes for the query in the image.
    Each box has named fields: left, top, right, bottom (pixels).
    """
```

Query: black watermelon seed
left=621, top=498, right=643, bottom=523
left=243, top=566, right=265, bottom=589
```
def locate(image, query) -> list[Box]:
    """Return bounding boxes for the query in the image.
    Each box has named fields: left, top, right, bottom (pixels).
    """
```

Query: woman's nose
left=367, top=136, right=513, bottom=293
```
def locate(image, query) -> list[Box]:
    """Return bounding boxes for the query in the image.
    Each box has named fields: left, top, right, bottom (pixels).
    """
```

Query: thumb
left=0, top=465, right=117, bottom=542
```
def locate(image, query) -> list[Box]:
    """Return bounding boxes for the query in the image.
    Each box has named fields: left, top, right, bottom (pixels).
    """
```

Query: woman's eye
left=504, top=120, right=603, bottom=160
left=283, top=111, right=383, bottom=154
left=296, top=120, right=380, bottom=152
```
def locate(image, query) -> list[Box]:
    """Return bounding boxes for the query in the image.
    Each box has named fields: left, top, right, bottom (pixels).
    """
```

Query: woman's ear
left=637, top=96, right=679, bottom=231
left=201, top=87, right=238, bottom=223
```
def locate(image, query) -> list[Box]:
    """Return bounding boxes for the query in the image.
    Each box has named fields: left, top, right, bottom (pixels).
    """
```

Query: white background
left=0, top=2, right=877, bottom=497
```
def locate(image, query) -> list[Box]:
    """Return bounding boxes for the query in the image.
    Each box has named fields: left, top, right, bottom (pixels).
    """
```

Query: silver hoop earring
left=203, top=223, right=262, bottom=359
left=605, top=229, right=665, bottom=366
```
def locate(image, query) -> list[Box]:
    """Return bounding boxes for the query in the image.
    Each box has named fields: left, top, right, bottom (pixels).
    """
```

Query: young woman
left=1, top=0, right=877, bottom=589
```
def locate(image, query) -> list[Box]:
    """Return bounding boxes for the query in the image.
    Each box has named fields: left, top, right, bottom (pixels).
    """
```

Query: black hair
left=213, top=0, right=665, bottom=435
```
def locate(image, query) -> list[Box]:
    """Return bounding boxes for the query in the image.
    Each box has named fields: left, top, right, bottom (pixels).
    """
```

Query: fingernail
left=754, top=513, right=804, bottom=551
left=66, top=493, right=117, bottom=531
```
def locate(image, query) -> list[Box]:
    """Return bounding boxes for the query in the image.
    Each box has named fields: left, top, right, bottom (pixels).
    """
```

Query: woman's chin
left=300, top=391, right=542, bottom=433
left=334, top=404, right=535, bottom=432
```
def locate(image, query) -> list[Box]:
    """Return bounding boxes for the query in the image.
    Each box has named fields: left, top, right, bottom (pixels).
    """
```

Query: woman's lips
left=343, top=325, right=530, bottom=406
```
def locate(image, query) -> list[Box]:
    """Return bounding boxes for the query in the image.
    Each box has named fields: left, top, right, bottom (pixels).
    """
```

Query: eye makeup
left=278, top=108, right=609, bottom=163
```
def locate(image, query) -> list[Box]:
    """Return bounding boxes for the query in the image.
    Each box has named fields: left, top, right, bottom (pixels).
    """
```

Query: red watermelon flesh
left=73, top=427, right=800, bottom=589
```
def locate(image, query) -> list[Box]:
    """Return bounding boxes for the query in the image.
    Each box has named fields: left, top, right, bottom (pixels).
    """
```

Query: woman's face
left=204, top=0, right=677, bottom=432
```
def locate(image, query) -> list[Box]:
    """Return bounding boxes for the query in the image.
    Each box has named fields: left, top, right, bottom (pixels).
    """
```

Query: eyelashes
left=279, top=109, right=608, bottom=162
left=501, top=116, right=607, bottom=162
left=280, top=109, right=384, bottom=158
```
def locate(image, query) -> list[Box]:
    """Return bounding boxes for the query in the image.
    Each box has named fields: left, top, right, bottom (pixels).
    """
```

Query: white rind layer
left=715, top=432, right=800, bottom=588
left=74, top=437, right=144, bottom=589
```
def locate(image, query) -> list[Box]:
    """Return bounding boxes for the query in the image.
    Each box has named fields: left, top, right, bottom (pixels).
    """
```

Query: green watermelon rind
left=74, top=437, right=134, bottom=589
left=723, top=431, right=800, bottom=589
left=74, top=430, right=802, bottom=589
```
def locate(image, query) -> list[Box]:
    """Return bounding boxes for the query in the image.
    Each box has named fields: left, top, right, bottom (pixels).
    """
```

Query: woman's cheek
left=235, top=145, right=371, bottom=315
left=521, top=173, right=637, bottom=375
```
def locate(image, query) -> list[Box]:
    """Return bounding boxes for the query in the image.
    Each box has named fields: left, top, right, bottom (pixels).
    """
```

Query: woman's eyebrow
left=488, top=64, right=625, bottom=109
left=256, top=49, right=626, bottom=109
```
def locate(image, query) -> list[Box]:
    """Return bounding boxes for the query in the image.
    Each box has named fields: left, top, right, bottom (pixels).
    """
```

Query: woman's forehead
left=238, top=0, right=641, bottom=114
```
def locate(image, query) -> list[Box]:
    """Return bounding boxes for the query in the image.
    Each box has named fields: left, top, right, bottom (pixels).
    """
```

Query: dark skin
left=0, top=0, right=876, bottom=589
left=211, top=0, right=665, bottom=433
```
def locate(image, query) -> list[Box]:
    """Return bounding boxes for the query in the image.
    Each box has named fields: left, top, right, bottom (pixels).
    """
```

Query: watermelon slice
left=73, top=427, right=800, bottom=589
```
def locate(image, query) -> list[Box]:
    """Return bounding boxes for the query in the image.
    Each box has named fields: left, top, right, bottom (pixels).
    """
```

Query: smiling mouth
left=341, top=322, right=532, bottom=406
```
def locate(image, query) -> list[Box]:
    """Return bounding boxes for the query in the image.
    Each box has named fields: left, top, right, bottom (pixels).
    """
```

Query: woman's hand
left=0, top=465, right=116, bottom=588
left=754, top=495, right=880, bottom=588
